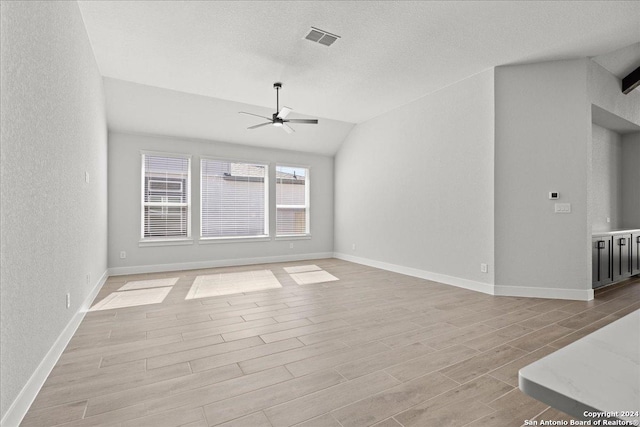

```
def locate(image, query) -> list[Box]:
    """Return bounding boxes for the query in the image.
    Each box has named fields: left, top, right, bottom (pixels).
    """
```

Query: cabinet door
left=613, top=234, right=632, bottom=282
left=633, top=235, right=640, bottom=276
left=592, top=237, right=612, bottom=288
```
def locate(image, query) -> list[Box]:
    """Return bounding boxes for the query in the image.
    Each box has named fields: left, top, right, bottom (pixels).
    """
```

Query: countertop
left=519, top=310, right=639, bottom=423
left=592, top=229, right=640, bottom=237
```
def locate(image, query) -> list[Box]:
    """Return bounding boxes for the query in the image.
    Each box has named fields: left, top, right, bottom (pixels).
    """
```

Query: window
left=201, top=159, right=268, bottom=239
left=141, top=154, right=190, bottom=239
left=276, top=165, right=309, bottom=236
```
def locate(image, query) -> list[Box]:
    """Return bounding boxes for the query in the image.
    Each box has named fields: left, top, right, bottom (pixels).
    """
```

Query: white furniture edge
left=1, top=270, right=109, bottom=427
left=519, top=310, right=640, bottom=422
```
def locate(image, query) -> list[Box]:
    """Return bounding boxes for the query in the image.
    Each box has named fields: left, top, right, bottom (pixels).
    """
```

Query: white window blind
left=276, top=166, right=309, bottom=236
left=201, top=159, right=268, bottom=238
left=142, top=154, right=190, bottom=239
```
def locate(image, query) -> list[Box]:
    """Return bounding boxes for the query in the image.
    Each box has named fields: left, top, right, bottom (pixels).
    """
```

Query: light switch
left=554, top=203, right=571, bottom=213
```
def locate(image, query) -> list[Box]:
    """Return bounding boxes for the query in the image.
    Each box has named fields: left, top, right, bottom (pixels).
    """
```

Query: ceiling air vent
left=305, top=27, right=340, bottom=46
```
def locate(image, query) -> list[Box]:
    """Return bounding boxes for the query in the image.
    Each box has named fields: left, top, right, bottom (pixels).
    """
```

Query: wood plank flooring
left=21, top=259, right=640, bottom=426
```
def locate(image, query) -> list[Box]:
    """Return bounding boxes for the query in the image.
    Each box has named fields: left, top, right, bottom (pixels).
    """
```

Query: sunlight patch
left=118, top=277, right=179, bottom=291
left=283, top=265, right=322, bottom=274
left=185, top=269, right=282, bottom=299
left=90, top=288, right=171, bottom=311
left=290, top=270, right=339, bottom=285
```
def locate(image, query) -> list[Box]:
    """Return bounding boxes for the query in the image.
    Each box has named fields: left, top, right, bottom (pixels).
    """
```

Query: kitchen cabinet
left=592, top=229, right=640, bottom=289
left=592, top=237, right=612, bottom=289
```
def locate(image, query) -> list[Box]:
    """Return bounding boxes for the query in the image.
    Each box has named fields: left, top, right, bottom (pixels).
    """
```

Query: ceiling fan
left=239, top=82, right=318, bottom=134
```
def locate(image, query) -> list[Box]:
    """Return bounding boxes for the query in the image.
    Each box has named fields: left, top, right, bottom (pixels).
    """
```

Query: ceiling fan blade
left=277, top=106, right=292, bottom=119
left=239, top=112, right=272, bottom=121
left=247, top=122, right=272, bottom=130
left=283, top=124, right=295, bottom=134
left=285, top=119, right=318, bottom=124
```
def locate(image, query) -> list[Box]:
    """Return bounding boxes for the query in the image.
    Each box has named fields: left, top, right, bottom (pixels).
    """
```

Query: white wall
left=0, top=1, right=107, bottom=423
left=495, top=59, right=591, bottom=298
left=334, top=70, right=495, bottom=291
left=622, top=133, right=640, bottom=229
left=591, top=124, right=623, bottom=232
left=108, top=132, right=333, bottom=273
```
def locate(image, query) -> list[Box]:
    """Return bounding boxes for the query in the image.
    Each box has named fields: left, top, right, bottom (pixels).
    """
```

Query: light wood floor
left=22, top=259, right=640, bottom=427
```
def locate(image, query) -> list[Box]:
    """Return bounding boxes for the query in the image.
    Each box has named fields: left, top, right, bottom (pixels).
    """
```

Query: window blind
left=276, top=166, right=309, bottom=236
left=201, top=159, right=268, bottom=238
left=142, top=154, right=190, bottom=238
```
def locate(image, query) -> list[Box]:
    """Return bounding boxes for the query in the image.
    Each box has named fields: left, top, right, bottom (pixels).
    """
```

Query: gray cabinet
left=612, top=234, right=632, bottom=282
left=592, top=230, right=640, bottom=289
left=592, top=237, right=612, bottom=288
left=633, top=234, right=640, bottom=276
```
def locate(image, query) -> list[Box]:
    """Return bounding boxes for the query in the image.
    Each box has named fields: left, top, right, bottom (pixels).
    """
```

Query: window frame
left=275, top=164, right=311, bottom=238
left=139, top=151, right=192, bottom=246
left=200, top=156, right=270, bottom=241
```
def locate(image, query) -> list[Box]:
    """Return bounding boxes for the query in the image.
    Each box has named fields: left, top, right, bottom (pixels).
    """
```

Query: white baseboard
left=108, top=252, right=335, bottom=276
left=1, top=270, right=108, bottom=427
left=333, top=252, right=593, bottom=301
left=333, top=252, right=495, bottom=295
left=494, top=285, right=593, bottom=301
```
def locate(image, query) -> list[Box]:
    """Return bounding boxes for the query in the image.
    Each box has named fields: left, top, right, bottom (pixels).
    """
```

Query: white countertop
left=519, top=310, right=640, bottom=423
left=592, top=229, right=640, bottom=237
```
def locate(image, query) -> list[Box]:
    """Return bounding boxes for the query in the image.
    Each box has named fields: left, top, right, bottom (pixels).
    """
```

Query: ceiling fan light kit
left=239, top=82, right=319, bottom=134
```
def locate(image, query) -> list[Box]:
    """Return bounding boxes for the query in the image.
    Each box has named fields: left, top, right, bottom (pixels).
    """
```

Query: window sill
left=139, top=238, right=194, bottom=247
left=199, top=236, right=271, bottom=244
left=275, top=235, right=312, bottom=241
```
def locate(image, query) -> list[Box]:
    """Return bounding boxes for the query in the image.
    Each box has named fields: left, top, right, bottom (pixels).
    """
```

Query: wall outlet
left=85, top=171, right=90, bottom=183
left=480, top=263, right=488, bottom=273
left=607, top=217, right=611, bottom=223
left=66, top=293, right=71, bottom=309
left=86, top=273, right=91, bottom=285
left=120, top=251, right=126, bottom=259
left=352, top=243, right=356, bottom=251
left=289, top=243, right=294, bottom=249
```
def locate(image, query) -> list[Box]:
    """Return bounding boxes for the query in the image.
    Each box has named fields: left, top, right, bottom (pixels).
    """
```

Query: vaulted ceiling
left=77, top=1, right=640, bottom=155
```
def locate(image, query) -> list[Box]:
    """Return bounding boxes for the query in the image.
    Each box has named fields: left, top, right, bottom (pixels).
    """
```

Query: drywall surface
left=334, top=70, right=495, bottom=285
left=495, top=59, right=590, bottom=292
left=0, top=1, right=107, bottom=421
left=591, top=124, right=622, bottom=232
left=621, top=132, right=640, bottom=229
left=108, top=132, right=333, bottom=272
left=588, top=60, right=640, bottom=127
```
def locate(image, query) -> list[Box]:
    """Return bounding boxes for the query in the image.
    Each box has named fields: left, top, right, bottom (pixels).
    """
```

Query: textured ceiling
left=593, top=42, right=640, bottom=81
left=77, top=1, right=640, bottom=154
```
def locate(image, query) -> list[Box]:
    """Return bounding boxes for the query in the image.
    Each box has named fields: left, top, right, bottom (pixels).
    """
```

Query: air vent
left=305, top=27, right=340, bottom=46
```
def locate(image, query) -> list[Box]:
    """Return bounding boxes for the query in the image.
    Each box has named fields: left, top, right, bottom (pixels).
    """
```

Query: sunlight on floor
left=90, top=287, right=172, bottom=311
left=117, top=277, right=179, bottom=291
left=289, top=269, right=339, bottom=285
left=185, top=269, right=282, bottom=299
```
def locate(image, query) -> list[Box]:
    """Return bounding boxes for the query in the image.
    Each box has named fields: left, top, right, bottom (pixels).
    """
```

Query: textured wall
left=621, top=133, right=640, bottom=229
left=334, top=70, right=495, bottom=285
left=0, top=1, right=107, bottom=419
left=108, top=132, right=333, bottom=272
left=495, top=59, right=591, bottom=292
left=591, top=124, right=623, bottom=232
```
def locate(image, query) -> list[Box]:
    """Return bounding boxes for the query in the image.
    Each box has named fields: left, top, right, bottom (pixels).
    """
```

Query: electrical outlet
left=554, top=203, right=571, bottom=214
left=120, top=251, right=126, bottom=259
left=352, top=243, right=356, bottom=251
left=66, top=293, right=71, bottom=309
left=85, top=171, right=90, bottom=183
left=289, top=243, right=294, bottom=249
left=480, top=263, right=488, bottom=273
left=607, top=217, right=611, bottom=223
